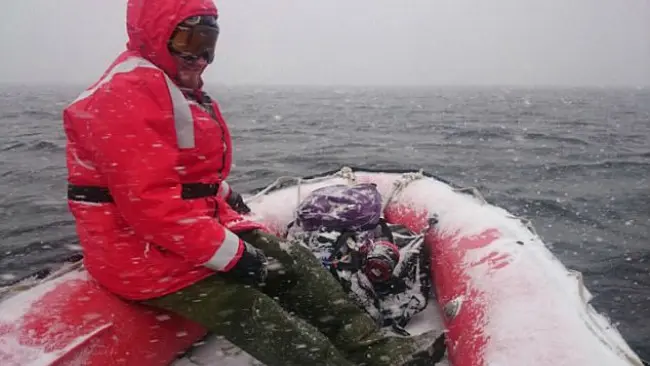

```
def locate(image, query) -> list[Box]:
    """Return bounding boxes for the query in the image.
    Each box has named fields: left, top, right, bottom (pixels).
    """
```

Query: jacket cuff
left=202, top=229, right=243, bottom=271
left=226, top=219, right=269, bottom=234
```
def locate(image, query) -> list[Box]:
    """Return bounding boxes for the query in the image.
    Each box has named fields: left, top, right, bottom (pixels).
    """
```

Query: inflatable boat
left=0, top=167, right=644, bottom=366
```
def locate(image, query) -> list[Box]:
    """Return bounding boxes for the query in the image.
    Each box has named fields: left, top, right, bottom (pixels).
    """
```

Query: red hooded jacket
left=62, top=0, right=264, bottom=300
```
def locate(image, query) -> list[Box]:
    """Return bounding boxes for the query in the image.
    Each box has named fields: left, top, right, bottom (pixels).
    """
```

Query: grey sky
left=1, top=0, right=649, bottom=86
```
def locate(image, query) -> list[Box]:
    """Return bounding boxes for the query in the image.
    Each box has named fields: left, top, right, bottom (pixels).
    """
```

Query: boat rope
left=245, top=166, right=359, bottom=207
left=453, top=186, right=487, bottom=204
left=381, top=169, right=425, bottom=211
left=336, top=166, right=357, bottom=184
left=510, top=215, right=538, bottom=237
left=245, top=166, right=539, bottom=236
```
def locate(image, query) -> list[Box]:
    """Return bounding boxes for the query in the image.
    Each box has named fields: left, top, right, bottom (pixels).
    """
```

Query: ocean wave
left=443, top=129, right=514, bottom=140
left=0, top=110, right=60, bottom=121
left=0, top=219, right=72, bottom=240
left=523, top=132, right=591, bottom=146
left=0, top=140, right=63, bottom=152
left=26, top=140, right=63, bottom=152
left=1, top=141, right=26, bottom=151
left=541, top=160, right=650, bottom=175
left=509, top=196, right=608, bottom=229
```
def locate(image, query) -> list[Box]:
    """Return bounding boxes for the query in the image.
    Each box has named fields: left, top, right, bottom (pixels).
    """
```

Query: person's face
left=168, top=15, right=219, bottom=88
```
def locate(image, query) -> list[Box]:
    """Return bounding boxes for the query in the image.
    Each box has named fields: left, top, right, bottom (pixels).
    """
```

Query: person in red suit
left=62, top=0, right=442, bottom=364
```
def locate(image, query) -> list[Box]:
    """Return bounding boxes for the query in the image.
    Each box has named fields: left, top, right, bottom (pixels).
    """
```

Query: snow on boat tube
left=0, top=166, right=644, bottom=366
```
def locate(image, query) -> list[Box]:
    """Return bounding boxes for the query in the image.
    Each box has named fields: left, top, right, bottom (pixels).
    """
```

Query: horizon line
left=0, top=81, right=648, bottom=90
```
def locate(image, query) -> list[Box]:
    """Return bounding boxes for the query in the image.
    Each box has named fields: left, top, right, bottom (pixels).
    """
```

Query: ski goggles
left=169, top=15, right=219, bottom=63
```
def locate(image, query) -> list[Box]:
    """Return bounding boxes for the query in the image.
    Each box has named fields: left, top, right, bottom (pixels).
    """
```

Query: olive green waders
left=144, top=230, right=439, bottom=366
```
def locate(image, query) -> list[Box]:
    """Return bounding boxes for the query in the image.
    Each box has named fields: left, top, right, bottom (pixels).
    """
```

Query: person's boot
left=242, top=230, right=445, bottom=365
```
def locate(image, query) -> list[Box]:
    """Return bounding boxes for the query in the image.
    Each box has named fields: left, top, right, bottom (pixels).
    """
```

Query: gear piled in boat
left=287, top=183, right=433, bottom=333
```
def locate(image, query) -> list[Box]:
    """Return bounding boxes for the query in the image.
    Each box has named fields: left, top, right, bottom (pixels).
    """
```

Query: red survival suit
left=62, top=0, right=264, bottom=300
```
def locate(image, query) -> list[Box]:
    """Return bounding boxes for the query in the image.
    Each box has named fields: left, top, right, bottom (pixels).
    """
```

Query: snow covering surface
left=0, top=268, right=91, bottom=366
left=0, top=268, right=88, bottom=324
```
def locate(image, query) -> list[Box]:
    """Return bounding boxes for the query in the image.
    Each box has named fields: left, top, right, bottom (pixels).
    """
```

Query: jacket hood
left=126, top=0, right=218, bottom=80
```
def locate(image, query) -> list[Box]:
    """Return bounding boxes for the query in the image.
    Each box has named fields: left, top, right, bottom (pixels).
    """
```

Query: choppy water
left=0, top=84, right=648, bottom=360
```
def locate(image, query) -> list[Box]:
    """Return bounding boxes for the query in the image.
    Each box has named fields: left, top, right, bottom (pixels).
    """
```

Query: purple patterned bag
left=294, top=183, right=383, bottom=232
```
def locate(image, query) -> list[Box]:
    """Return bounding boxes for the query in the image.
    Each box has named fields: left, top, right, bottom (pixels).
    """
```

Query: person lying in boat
left=61, top=0, right=442, bottom=365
